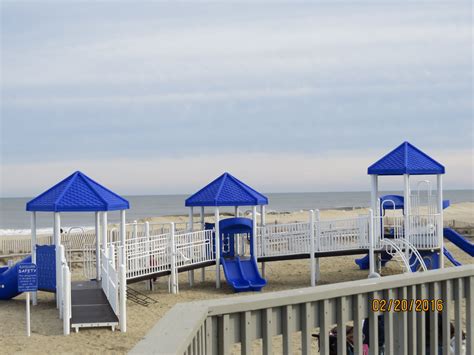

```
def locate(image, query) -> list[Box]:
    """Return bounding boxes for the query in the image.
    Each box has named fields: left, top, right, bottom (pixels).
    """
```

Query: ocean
left=1, top=190, right=472, bottom=235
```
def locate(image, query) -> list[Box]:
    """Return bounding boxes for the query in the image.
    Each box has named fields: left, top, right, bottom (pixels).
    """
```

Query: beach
left=0, top=204, right=472, bottom=354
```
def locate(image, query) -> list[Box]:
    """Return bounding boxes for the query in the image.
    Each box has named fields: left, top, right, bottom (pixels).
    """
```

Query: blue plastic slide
left=355, top=252, right=392, bottom=270
left=221, top=257, right=251, bottom=292
left=221, top=257, right=267, bottom=292
left=239, top=258, right=267, bottom=291
left=444, top=227, right=474, bottom=257
left=443, top=247, right=462, bottom=266
left=0, top=256, right=32, bottom=300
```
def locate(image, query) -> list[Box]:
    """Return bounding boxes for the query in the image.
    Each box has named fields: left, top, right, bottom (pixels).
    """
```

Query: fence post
left=31, top=212, right=38, bottom=305
left=260, top=205, right=266, bottom=278
left=58, top=244, right=64, bottom=318
left=309, top=210, right=316, bottom=286
left=133, top=221, right=138, bottom=274
left=252, top=206, right=257, bottom=259
left=315, top=209, right=321, bottom=283
left=215, top=208, right=221, bottom=289
left=188, top=207, right=195, bottom=287
left=63, top=264, right=71, bottom=335
left=169, top=222, right=177, bottom=294
left=54, top=212, right=61, bottom=309
left=119, top=257, right=127, bottom=333
left=368, top=209, right=380, bottom=278
left=145, top=221, right=152, bottom=290
left=109, top=244, right=115, bottom=269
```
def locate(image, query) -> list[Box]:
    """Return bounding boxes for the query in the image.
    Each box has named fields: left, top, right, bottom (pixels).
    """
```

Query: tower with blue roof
left=26, top=171, right=129, bottom=306
left=185, top=172, right=268, bottom=290
left=366, top=142, right=445, bottom=274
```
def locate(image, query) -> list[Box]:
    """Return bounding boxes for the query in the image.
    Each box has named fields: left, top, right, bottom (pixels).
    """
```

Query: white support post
left=403, top=174, right=411, bottom=262
left=188, top=207, right=194, bottom=287
left=119, top=262, right=127, bottom=332
left=368, top=208, right=380, bottom=278
left=310, top=210, right=316, bottom=287
left=437, top=175, right=444, bottom=268
left=315, top=209, right=321, bottom=283
left=62, top=264, right=71, bottom=335
left=188, top=207, right=194, bottom=232
left=370, top=175, right=379, bottom=241
left=234, top=206, right=239, bottom=217
left=200, top=207, right=205, bottom=282
left=58, top=245, right=65, bottom=319
left=252, top=206, right=257, bottom=259
left=102, top=212, right=108, bottom=257
left=95, top=211, right=101, bottom=280
left=260, top=205, right=266, bottom=277
left=120, top=210, right=126, bottom=271
left=169, top=222, right=177, bottom=294
left=31, top=212, right=37, bottom=305
left=54, top=212, right=61, bottom=309
left=215, top=208, right=221, bottom=289
left=26, top=292, right=31, bottom=336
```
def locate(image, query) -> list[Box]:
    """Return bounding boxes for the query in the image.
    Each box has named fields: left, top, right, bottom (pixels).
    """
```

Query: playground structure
left=0, top=171, right=129, bottom=334
left=0, top=141, right=473, bottom=338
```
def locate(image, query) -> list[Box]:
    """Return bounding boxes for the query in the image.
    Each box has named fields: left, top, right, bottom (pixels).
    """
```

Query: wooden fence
left=130, top=265, right=473, bottom=355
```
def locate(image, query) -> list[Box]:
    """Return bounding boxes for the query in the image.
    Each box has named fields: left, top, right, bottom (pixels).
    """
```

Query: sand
left=0, top=204, right=472, bottom=354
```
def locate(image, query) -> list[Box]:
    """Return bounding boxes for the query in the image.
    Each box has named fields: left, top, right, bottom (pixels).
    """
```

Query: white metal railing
left=379, top=214, right=441, bottom=250
left=408, top=214, right=441, bottom=249
left=98, top=244, right=127, bottom=332
left=318, top=216, right=370, bottom=252
left=256, top=216, right=370, bottom=258
left=83, top=243, right=96, bottom=280
left=175, top=230, right=214, bottom=269
left=100, top=245, right=119, bottom=315
left=124, top=232, right=171, bottom=280
left=256, top=222, right=311, bottom=257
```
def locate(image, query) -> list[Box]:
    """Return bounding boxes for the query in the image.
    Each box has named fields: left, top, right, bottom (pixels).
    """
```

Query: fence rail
left=130, top=265, right=473, bottom=355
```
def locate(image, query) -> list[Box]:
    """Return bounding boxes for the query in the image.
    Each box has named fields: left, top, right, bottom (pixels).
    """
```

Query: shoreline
left=1, top=202, right=473, bottom=237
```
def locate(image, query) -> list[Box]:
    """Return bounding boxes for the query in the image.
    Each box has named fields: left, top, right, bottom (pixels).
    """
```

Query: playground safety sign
left=18, top=264, right=38, bottom=293
left=18, top=263, right=37, bottom=337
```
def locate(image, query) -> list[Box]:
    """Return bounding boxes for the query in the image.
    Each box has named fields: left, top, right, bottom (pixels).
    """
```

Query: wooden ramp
left=71, top=280, right=118, bottom=332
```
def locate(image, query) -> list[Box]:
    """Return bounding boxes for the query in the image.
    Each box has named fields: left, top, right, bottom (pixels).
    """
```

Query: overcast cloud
left=1, top=1, right=472, bottom=197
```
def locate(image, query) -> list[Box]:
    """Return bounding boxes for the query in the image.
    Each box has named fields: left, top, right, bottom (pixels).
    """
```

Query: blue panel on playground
left=368, top=142, right=445, bottom=176
left=185, top=173, right=268, bottom=207
left=26, top=171, right=129, bottom=212
left=18, top=264, right=38, bottom=293
left=220, top=217, right=253, bottom=233
left=220, top=218, right=253, bottom=258
left=36, top=245, right=56, bottom=292
left=380, top=195, right=405, bottom=211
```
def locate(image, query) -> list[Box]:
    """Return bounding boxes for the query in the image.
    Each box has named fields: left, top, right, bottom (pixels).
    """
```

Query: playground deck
left=70, top=280, right=118, bottom=332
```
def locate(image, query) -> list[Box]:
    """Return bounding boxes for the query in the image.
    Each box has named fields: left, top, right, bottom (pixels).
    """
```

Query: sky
left=1, top=1, right=472, bottom=197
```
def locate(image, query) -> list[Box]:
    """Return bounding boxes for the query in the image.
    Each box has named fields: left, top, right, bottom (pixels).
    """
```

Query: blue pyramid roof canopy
left=26, top=171, right=130, bottom=212
left=368, top=142, right=445, bottom=175
left=185, top=173, right=268, bottom=207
